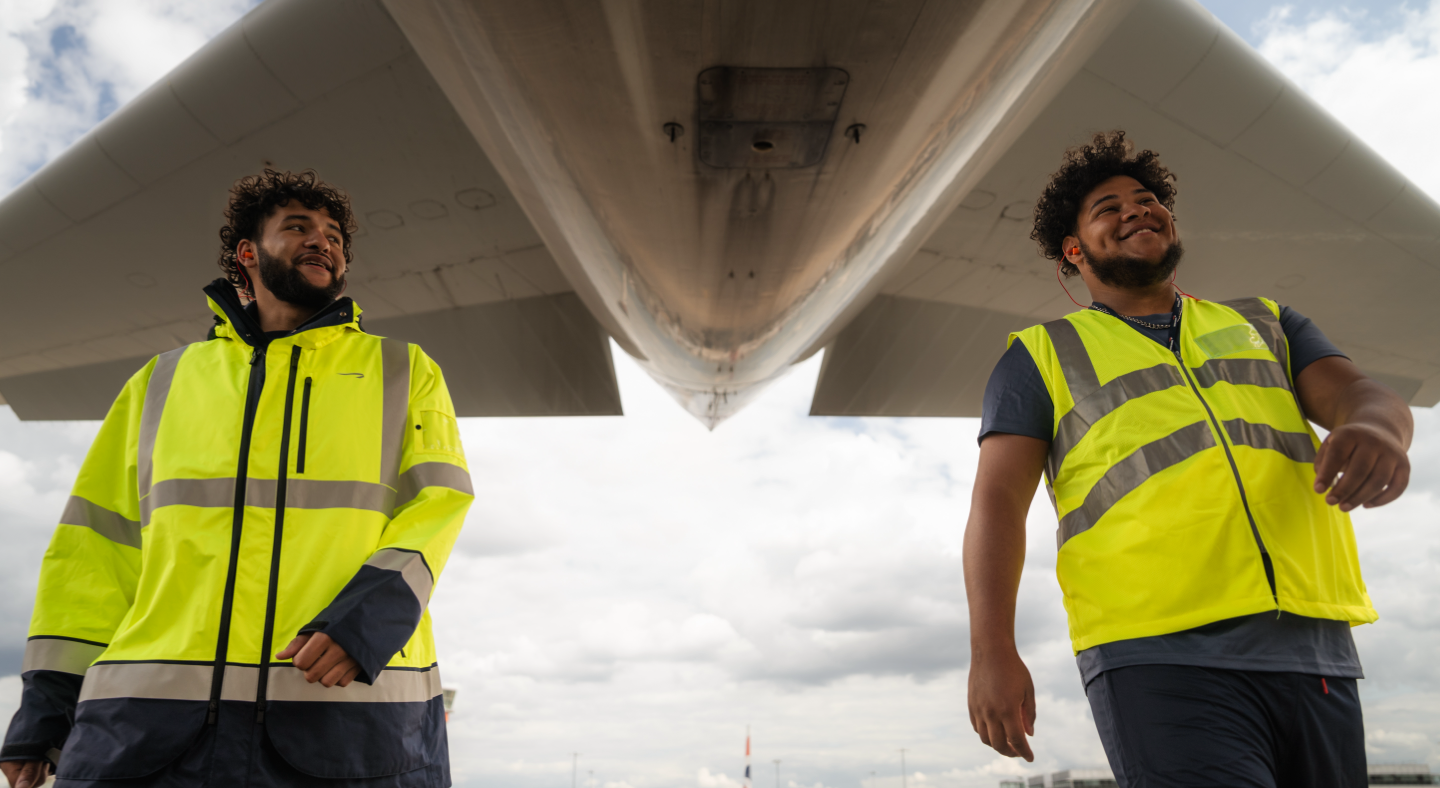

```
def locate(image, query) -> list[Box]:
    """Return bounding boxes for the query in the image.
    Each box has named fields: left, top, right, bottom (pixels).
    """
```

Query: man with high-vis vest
left=1, top=170, right=474, bottom=788
left=965, top=132, right=1413, bottom=787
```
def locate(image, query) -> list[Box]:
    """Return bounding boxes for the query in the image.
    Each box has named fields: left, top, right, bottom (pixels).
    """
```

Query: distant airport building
left=1000, top=764, right=1435, bottom=787
left=1369, top=764, right=1437, bottom=784
left=998, top=769, right=1116, bottom=788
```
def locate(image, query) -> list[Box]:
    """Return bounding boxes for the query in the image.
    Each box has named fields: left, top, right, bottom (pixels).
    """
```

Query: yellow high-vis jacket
left=1011, top=296, right=1375, bottom=654
left=2, top=280, right=474, bottom=785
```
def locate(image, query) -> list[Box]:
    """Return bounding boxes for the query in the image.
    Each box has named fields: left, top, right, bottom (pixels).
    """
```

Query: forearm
left=1331, top=378, right=1413, bottom=449
left=964, top=509, right=1026, bottom=656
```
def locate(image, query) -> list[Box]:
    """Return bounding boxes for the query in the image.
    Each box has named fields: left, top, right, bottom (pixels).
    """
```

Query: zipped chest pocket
left=297, top=377, right=312, bottom=473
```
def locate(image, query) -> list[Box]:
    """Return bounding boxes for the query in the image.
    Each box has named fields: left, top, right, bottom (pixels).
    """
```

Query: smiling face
left=1062, top=175, right=1182, bottom=292
left=237, top=201, right=348, bottom=311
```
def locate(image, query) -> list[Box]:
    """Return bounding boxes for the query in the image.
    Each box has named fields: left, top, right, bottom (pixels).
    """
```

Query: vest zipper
left=256, top=346, right=303, bottom=723
left=1173, top=348, right=1278, bottom=598
left=208, top=344, right=268, bottom=725
left=297, top=377, right=312, bottom=474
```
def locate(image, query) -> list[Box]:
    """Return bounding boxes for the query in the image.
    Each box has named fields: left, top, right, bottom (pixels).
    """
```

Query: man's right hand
left=1, top=759, right=49, bottom=788
left=968, top=648, right=1037, bottom=762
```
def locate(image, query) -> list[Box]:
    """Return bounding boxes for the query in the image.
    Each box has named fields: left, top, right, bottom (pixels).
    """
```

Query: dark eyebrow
left=282, top=214, right=342, bottom=233
left=1089, top=187, right=1154, bottom=213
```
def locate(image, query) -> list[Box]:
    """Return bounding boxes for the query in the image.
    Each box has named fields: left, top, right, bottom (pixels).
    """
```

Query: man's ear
left=236, top=239, right=259, bottom=275
left=1061, top=234, right=1083, bottom=267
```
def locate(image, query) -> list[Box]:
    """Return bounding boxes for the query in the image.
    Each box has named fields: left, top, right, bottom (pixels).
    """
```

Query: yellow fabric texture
left=1010, top=297, right=1375, bottom=653
left=27, top=295, right=473, bottom=680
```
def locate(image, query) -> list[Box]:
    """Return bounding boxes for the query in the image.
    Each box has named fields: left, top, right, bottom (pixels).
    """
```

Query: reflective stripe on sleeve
left=364, top=548, right=434, bottom=609
left=78, top=662, right=440, bottom=704
left=59, top=496, right=142, bottom=549
left=23, top=637, right=107, bottom=675
left=137, top=346, right=186, bottom=501
left=1047, top=364, right=1184, bottom=483
left=396, top=462, right=474, bottom=509
left=1057, top=421, right=1216, bottom=548
left=381, top=339, right=410, bottom=491
left=142, top=478, right=398, bottom=524
left=1223, top=419, right=1318, bottom=463
left=1043, top=319, right=1101, bottom=402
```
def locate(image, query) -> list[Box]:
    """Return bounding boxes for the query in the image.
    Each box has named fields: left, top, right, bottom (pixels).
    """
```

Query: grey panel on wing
left=0, top=353, right=154, bottom=420
left=808, top=296, right=1034, bottom=417
left=365, top=293, right=622, bottom=417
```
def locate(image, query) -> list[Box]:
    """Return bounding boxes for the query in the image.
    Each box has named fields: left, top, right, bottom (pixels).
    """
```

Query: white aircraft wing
left=0, top=0, right=623, bottom=419
left=810, top=0, right=1440, bottom=417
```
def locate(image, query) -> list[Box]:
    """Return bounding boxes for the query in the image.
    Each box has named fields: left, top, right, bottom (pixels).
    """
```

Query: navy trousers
left=1087, top=665, right=1366, bottom=788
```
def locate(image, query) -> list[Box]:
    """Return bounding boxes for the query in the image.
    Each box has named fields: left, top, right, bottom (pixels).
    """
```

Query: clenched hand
left=277, top=632, right=361, bottom=687
left=968, top=648, right=1036, bottom=762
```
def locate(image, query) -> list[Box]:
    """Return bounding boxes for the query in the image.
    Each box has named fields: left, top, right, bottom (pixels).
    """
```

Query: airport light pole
left=572, top=753, right=579, bottom=788
left=773, top=759, right=781, bottom=788
left=898, top=749, right=907, bottom=788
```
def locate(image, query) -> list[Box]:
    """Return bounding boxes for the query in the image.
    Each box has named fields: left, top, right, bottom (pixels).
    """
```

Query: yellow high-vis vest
left=1011, top=297, right=1376, bottom=654
left=6, top=281, right=474, bottom=783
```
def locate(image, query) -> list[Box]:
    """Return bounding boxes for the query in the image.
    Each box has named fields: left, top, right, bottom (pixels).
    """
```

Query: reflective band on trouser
left=59, top=496, right=141, bottom=549
left=1190, top=358, right=1291, bottom=390
left=396, top=462, right=475, bottom=509
left=365, top=549, right=434, bottom=609
left=23, top=637, right=107, bottom=675
left=78, top=662, right=441, bottom=703
left=1223, top=419, right=1317, bottom=463
left=1047, top=364, right=1184, bottom=482
left=141, top=477, right=399, bottom=524
left=1044, top=319, right=1100, bottom=401
left=381, top=339, right=410, bottom=490
left=1057, top=421, right=1216, bottom=548
left=137, top=347, right=186, bottom=500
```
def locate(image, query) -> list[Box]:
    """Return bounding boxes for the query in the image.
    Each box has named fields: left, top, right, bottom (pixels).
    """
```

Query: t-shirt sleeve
left=1279, top=305, right=1348, bottom=378
left=978, top=340, right=1055, bottom=446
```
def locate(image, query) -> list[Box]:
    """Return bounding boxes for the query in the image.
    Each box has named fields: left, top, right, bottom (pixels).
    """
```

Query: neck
left=1084, top=280, right=1177, bottom=316
left=252, top=289, right=323, bottom=333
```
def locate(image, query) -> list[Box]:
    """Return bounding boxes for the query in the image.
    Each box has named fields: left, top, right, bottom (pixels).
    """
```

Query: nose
left=305, top=228, right=330, bottom=253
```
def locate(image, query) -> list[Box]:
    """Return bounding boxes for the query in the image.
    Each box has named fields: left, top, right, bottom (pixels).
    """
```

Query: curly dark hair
left=1031, top=131, right=1177, bottom=277
left=217, top=169, right=357, bottom=298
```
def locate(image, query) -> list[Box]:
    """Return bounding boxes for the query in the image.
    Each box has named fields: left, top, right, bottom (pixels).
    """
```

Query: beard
left=256, top=246, right=345, bottom=311
left=1079, top=238, right=1184, bottom=290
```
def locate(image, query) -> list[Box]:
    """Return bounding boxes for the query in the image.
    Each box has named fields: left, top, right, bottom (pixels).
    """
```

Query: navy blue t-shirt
left=977, top=303, right=1363, bottom=685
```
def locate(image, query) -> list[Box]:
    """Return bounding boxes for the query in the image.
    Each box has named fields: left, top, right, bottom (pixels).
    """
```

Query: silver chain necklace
left=1089, top=294, right=1182, bottom=330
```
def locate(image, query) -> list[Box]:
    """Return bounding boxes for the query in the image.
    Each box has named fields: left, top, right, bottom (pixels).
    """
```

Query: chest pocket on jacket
left=416, top=410, right=465, bottom=462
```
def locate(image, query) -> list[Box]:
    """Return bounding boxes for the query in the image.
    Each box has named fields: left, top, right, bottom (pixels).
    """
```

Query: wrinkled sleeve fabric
left=1, top=362, right=150, bottom=763
left=978, top=340, right=1055, bottom=446
left=1279, top=305, right=1348, bottom=378
left=302, top=345, right=474, bottom=683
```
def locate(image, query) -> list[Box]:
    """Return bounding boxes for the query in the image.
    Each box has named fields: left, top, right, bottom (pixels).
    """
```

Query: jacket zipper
left=297, top=378, right=312, bottom=474
left=208, top=344, right=268, bottom=725
left=1173, top=348, right=1278, bottom=598
left=256, top=346, right=302, bottom=723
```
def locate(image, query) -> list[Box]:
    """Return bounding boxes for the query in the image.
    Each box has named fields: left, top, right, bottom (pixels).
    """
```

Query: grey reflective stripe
left=381, top=339, right=410, bottom=491
left=1043, top=319, right=1100, bottom=402
left=137, top=347, right=186, bottom=500
left=266, top=664, right=442, bottom=703
left=80, top=662, right=218, bottom=702
left=1190, top=358, right=1291, bottom=390
left=142, top=477, right=397, bottom=524
left=1223, top=419, right=1317, bottom=463
left=366, top=548, right=434, bottom=608
left=1057, top=421, right=1217, bottom=548
left=78, top=662, right=439, bottom=704
left=59, top=496, right=142, bottom=549
left=1219, top=298, right=1290, bottom=381
left=396, top=462, right=474, bottom=509
left=1046, top=364, right=1184, bottom=483
left=23, top=637, right=107, bottom=675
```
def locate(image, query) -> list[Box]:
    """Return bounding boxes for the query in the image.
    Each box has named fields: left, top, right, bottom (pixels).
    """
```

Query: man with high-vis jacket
left=964, top=133, right=1413, bottom=787
left=1, top=170, right=474, bottom=788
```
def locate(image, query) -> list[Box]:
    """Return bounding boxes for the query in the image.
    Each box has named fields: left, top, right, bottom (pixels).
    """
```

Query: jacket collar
left=204, top=278, right=363, bottom=349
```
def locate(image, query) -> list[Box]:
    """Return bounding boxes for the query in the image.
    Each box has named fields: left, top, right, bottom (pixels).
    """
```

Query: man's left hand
left=277, top=632, right=361, bottom=687
left=1314, top=422, right=1410, bottom=511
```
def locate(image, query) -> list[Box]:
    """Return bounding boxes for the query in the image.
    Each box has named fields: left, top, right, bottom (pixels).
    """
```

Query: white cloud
left=1258, top=1, right=1440, bottom=199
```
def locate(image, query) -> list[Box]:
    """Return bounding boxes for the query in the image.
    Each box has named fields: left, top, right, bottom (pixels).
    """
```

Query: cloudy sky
left=2, top=2, right=1440, bottom=787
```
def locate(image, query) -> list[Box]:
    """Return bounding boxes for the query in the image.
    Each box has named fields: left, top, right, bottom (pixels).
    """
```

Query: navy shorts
left=1086, top=665, right=1366, bottom=788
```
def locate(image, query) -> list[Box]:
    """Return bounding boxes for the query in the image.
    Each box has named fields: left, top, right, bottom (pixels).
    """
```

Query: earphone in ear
left=1069, top=246, right=1080, bottom=256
